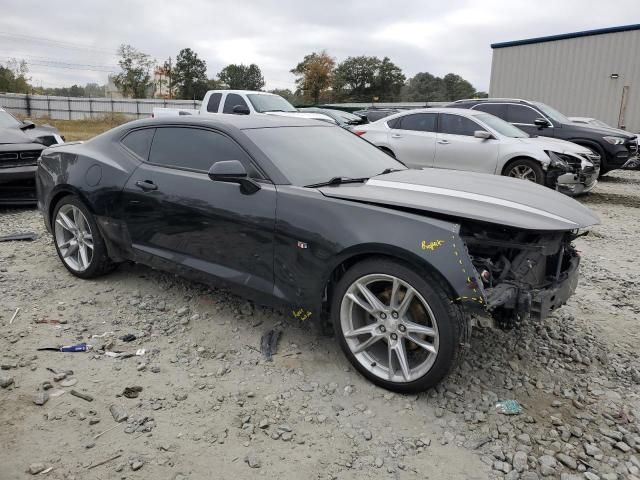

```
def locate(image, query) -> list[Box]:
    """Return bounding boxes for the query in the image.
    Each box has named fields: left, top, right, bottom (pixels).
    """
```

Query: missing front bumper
left=484, top=253, right=580, bottom=322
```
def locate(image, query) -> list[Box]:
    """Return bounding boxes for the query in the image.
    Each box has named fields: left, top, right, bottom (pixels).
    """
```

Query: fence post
left=136, top=99, right=140, bottom=119
left=68, top=97, right=72, bottom=120
left=111, top=97, right=114, bottom=122
left=47, top=96, right=51, bottom=118
left=89, top=98, right=93, bottom=120
left=25, top=94, right=31, bottom=117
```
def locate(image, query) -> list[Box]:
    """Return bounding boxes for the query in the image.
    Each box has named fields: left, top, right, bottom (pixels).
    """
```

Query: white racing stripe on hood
left=367, top=179, right=578, bottom=227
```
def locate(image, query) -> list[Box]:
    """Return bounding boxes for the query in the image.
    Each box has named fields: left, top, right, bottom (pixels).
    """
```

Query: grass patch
left=32, top=114, right=131, bottom=142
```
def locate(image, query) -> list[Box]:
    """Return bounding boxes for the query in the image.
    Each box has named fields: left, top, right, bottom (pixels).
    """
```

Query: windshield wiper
left=304, top=176, right=369, bottom=188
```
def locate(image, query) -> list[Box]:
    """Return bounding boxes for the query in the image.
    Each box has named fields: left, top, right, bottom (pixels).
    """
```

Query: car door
left=506, top=104, right=555, bottom=137
left=434, top=113, right=500, bottom=173
left=120, top=126, right=276, bottom=297
left=387, top=113, right=437, bottom=168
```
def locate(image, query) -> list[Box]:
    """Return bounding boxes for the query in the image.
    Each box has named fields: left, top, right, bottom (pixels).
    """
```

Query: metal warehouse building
left=489, top=24, right=640, bottom=133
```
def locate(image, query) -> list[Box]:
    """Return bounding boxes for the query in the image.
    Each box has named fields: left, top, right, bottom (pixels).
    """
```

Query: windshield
left=245, top=126, right=406, bottom=186
left=247, top=94, right=297, bottom=113
left=475, top=113, right=529, bottom=138
left=0, top=109, right=22, bottom=128
left=532, top=102, right=571, bottom=124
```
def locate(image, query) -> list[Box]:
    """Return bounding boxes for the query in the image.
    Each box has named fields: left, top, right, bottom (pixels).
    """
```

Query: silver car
left=355, top=108, right=600, bottom=196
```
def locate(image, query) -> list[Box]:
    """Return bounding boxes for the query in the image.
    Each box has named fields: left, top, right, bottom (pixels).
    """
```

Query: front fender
left=273, top=186, right=485, bottom=321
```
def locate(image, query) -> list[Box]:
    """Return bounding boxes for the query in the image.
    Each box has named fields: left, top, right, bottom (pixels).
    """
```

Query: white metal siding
left=490, top=29, right=640, bottom=132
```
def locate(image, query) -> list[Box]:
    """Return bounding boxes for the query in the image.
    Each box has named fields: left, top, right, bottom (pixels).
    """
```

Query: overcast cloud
left=1, top=0, right=639, bottom=92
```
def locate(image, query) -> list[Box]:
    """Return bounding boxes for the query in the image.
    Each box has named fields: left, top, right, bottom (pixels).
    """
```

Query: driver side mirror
left=232, top=105, right=250, bottom=115
left=534, top=118, right=551, bottom=128
left=474, top=130, right=492, bottom=140
left=208, top=160, right=260, bottom=194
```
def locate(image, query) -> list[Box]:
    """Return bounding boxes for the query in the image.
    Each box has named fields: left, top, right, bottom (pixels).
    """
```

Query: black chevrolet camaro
left=36, top=115, right=599, bottom=392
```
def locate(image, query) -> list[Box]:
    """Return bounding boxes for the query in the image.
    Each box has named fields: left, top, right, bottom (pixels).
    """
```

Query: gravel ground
left=1, top=171, right=639, bottom=479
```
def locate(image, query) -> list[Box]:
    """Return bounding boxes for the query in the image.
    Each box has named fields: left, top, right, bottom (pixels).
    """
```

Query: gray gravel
left=1, top=171, right=639, bottom=479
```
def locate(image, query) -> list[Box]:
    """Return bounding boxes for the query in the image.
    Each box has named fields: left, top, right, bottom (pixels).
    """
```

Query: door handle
left=437, top=140, right=450, bottom=145
left=391, top=134, right=402, bottom=138
left=135, top=180, right=158, bottom=191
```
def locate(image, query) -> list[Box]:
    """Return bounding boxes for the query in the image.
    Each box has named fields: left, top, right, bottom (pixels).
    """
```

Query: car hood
left=517, top=136, right=591, bottom=154
left=0, top=127, right=37, bottom=145
left=318, top=169, right=599, bottom=231
left=568, top=123, right=636, bottom=139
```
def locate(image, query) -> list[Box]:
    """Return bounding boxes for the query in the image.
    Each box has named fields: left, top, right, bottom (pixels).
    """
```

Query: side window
left=121, top=128, right=155, bottom=160
left=472, top=103, right=507, bottom=119
left=206, top=93, right=222, bottom=113
left=386, top=117, right=400, bottom=129
left=397, top=113, right=437, bottom=132
left=439, top=114, right=483, bottom=136
left=507, top=105, right=540, bottom=124
left=148, top=127, right=260, bottom=177
left=223, top=93, right=249, bottom=114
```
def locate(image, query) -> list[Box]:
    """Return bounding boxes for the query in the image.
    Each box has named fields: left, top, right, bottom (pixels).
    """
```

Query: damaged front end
left=545, top=151, right=600, bottom=196
left=461, top=223, right=582, bottom=328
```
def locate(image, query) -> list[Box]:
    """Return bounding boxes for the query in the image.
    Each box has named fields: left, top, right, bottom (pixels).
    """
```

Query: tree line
left=1, top=45, right=486, bottom=104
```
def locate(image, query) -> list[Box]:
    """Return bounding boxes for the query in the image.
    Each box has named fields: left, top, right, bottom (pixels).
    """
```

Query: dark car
left=36, top=115, right=598, bottom=392
left=449, top=99, right=638, bottom=174
left=0, top=108, right=64, bottom=204
left=298, top=107, right=368, bottom=129
left=352, top=108, right=403, bottom=123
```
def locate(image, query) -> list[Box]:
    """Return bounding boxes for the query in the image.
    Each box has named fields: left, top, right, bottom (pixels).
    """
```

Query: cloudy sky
left=1, top=0, right=639, bottom=92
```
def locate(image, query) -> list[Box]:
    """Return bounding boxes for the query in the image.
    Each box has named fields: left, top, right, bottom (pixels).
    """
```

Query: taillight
left=353, top=130, right=366, bottom=136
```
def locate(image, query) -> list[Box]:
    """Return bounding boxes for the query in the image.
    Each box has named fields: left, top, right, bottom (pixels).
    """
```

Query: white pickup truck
left=152, top=90, right=333, bottom=122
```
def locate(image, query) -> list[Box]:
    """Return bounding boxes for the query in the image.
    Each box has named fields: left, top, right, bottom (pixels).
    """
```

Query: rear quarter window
left=206, top=93, right=222, bottom=113
left=121, top=128, right=155, bottom=160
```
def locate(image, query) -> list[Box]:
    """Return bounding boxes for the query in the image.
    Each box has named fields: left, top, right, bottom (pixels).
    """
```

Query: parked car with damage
left=449, top=98, right=638, bottom=175
left=355, top=108, right=599, bottom=196
left=36, top=115, right=598, bottom=392
left=1, top=108, right=64, bottom=205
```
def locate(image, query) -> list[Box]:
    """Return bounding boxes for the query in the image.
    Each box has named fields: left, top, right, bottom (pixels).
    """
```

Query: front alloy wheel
left=341, top=274, right=439, bottom=383
left=55, top=204, right=94, bottom=272
left=333, top=259, right=462, bottom=393
left=505, top=159, right=545, bottom=185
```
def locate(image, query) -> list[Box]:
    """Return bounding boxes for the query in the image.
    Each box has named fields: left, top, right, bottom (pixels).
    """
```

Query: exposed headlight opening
left=603, top=136, right=626, bottom=145
left=546, top=151, right=571, bottom=171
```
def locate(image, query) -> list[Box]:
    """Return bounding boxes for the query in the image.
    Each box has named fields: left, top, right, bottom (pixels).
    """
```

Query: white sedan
left=354, top=108, right=600, bottom=196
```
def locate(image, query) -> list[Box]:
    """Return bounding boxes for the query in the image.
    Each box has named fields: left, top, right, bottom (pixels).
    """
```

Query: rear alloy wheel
left=332, top=259, right=462, bottom=393
left=505, top=159, right=545, bottom=185
left=52, top=196, right=114, bottom=278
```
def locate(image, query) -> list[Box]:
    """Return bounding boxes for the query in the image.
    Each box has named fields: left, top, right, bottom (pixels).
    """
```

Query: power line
left=0, top=31, right=118, bottom=54
left=0, top=57, right=118, bottom=73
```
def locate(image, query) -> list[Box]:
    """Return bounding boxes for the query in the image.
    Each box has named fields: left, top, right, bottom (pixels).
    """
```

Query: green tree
left=173, top=48, right=209, bottom=100
left=403, top=72, right=446, bottom=102
left=372, top=57, right=405, bottom=101
left=290, top=51, right=335, bottom=104
left=112, top=44, right=155, bottom=98
left=217, top=64, right=265, bottom=90
left=333, top=56, right=405, bottom=102
left=442, top=73, right=476, bottom=101
left=333, top=56, right=379, bottom=101
left=0, top=59, right=31, bottom=93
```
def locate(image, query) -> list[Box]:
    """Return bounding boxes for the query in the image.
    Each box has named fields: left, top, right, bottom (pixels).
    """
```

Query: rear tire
left=503, top=158, right=545, bottom=185
left=52, top=196, right=114, bottom=279
left=331, top=258, right=463, bottom=393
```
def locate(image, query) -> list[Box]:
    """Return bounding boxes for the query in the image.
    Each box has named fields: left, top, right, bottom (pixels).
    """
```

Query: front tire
left=504, top=158, right=545, bottom=185
left=52, top=196, right=114, bottom=278
left=331, top=258, right=463, bottom=393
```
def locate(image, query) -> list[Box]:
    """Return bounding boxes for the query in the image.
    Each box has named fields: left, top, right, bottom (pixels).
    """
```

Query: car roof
left=208, top=90, right=279, bottom=96
left=378, top=107, right=486, bottom=121
left=125, top=114, right=332, bottom=130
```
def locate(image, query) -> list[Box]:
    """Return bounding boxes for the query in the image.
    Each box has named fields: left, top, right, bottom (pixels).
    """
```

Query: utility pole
left=168, top=57, right=172, bottom=99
